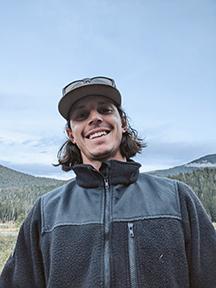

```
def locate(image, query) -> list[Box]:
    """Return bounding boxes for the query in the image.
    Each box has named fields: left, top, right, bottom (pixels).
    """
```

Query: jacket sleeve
left=0, top=198, right=46, bottom=288
left=178, top=181, right=216, bottom=288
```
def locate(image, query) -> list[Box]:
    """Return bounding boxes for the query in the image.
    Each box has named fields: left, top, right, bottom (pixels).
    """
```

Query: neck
left=82, top=154, right=127, bottom=171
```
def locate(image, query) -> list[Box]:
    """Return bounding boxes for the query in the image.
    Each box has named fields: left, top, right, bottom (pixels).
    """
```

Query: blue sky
left=0, top=0, right=216, bottom=179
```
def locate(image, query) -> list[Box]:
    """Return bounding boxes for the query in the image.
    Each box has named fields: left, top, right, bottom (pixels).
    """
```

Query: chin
left=90, top=150, right=115, bottom=161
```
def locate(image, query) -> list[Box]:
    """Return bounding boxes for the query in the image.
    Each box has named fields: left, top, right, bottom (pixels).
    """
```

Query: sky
left=0, top=0, right=216, bottom=179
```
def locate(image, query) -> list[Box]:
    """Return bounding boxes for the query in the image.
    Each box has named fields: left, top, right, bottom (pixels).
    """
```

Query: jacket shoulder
left=40, top=179, right=78, bottom=232
left=139, top=172, right=177, bottom=187
left=41, top=178, right=76, bottom=203
left=138, top=172, right=179, bottom=200
left=139, top=172, right=198, bottom=208
left=115, top=172, right=182, bottom=221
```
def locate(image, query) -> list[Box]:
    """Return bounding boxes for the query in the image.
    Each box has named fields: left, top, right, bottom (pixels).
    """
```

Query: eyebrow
left=73, top=105, right=85, bottom=110
left=74, top=101, right=111, bottom=110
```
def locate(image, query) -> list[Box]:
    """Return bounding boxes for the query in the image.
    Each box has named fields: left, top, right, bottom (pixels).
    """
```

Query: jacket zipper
left=128, top=223, right=137, bottom=288
left=104, top=178, right=111, bottom=288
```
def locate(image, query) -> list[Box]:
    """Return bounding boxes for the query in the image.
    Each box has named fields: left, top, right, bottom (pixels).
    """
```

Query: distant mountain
left=185, top=154, right=216, bottom=168
left=169, top=167, right=216, bottom=221
left=0, top=164, right=67, bottom=188
left=147, top=154, right=216, bottom=221
left=148, top=153, right=216, bottom=177
left=0, top=164, right=68, bottom=222
left=1, top=154, right=216, bottom=222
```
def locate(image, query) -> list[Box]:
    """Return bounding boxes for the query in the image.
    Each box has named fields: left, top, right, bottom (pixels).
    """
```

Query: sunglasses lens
left=91, top=77, right=113, bottom=85
left=63, top=77, right=115, bottom=96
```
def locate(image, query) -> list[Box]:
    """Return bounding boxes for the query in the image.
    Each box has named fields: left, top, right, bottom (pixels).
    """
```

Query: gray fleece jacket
left=1, top=160, right=216, bottom=287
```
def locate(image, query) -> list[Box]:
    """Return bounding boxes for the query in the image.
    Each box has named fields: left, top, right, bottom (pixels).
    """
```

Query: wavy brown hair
left=55, top=107, right=146, bottom=171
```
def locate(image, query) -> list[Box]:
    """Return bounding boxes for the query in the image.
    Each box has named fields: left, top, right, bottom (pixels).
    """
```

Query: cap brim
left=58, top=84, right=121, bottom=120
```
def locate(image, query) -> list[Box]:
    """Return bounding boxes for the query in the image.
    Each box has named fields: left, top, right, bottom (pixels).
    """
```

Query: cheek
left=116, top=118, right=125, bottom=133
left=68, top=123, right=81, bottom=145
left=66, top=128, right=74, bottom=140
left=71, top=131, right=80, bottom=144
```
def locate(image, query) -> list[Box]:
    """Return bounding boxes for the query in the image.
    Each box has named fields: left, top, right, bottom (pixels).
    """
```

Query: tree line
left=0, top=165, right=216, bottom=223
left=170, top=168, right=216, bottom=221
left=0, top=164, right=67, bottom=223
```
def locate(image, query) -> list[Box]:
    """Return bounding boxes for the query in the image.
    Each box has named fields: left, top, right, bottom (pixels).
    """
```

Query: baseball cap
left=58, top=76, right=122, bottom=120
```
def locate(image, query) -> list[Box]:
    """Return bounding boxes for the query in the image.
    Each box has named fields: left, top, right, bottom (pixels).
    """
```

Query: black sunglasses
left=62, top=76, right=116, bottom=96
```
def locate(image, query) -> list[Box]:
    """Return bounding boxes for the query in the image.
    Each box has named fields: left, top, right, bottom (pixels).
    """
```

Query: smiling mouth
left=87, top=130, right=110, bottom=140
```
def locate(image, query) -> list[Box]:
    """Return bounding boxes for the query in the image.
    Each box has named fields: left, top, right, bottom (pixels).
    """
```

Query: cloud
left=1, top=124, right=215, bottom=176
left=0, top=160, right=73, bottom=180
left=0, top=130, right=65, bottom=147
left=0, top=131, right=66, bottom=166
left=2, top=138, right=215, bottom=179
left=136, top=139, right=216, bottom=170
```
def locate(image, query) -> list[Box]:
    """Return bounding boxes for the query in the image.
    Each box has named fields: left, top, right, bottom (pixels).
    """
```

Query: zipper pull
left=104, top=178, right=109, bottom=188
left=128, top=223, right=134, bottom=238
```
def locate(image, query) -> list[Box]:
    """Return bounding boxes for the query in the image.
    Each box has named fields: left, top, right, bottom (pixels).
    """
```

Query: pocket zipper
left=128, top=223, right=137, bottom=288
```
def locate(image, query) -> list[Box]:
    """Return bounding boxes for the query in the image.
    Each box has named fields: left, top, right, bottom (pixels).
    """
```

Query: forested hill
left=0, top=165, right=67, bottom=187
left=150, top=153, right=216, bottom=177
left=0, top=164, right=216, bottom=222
left=0, top=164, right=67, bottom=222
left=171, top=168, right=216, bottom=221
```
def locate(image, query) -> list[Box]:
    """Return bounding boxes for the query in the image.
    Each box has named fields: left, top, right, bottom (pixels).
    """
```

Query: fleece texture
left=1, top=160, right=216, bottom=288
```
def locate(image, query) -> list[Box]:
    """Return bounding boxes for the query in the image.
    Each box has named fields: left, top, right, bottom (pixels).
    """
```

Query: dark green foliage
left=170, top=168, right=216, bottom=221
left=0, top=165, right=67, bottom=222
left=0, top=164, right=216, bottom=222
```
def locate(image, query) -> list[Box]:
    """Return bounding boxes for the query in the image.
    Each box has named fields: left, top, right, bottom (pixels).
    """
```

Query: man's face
left=67, top=95, right=126, bottom=165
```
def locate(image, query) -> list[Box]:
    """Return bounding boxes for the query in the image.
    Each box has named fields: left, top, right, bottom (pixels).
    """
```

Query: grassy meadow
left=0, top=222, right=216, bottom=274
left=0, top=223, right=18, bottom=273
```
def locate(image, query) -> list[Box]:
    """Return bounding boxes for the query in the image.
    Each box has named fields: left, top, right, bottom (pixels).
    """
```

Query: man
left=1, top=76, right=216, bottom=288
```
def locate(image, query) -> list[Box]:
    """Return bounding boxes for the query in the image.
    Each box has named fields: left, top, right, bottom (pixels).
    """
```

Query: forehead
left=71, top=95, right=115, bottom=111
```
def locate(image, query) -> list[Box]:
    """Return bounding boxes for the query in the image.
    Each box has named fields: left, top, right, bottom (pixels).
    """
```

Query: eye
left=72, top=110, right=89, bottom=121
left=99, top=106, right=113, bottom=114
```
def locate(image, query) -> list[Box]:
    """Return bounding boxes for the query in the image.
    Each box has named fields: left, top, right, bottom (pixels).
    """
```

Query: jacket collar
left=72, top=160, right=141, bottom=188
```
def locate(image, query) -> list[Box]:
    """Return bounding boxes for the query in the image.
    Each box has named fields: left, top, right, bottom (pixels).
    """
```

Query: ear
left=121, top=118, right=127, bottom=133
left=66, top=127, right=76, bottom=144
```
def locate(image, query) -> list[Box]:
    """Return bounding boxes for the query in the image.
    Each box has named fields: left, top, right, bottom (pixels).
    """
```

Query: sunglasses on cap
left=58, top=76, right=122, bottom=120
left=63, top=76, right=117, bottom=96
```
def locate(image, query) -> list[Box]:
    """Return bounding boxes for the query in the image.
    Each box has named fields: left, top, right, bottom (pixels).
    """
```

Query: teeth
left=89, top=131, right=108, bottom=139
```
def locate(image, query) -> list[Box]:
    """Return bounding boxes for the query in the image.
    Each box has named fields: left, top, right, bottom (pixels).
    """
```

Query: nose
left=88, top=110, right=103, bottom=125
